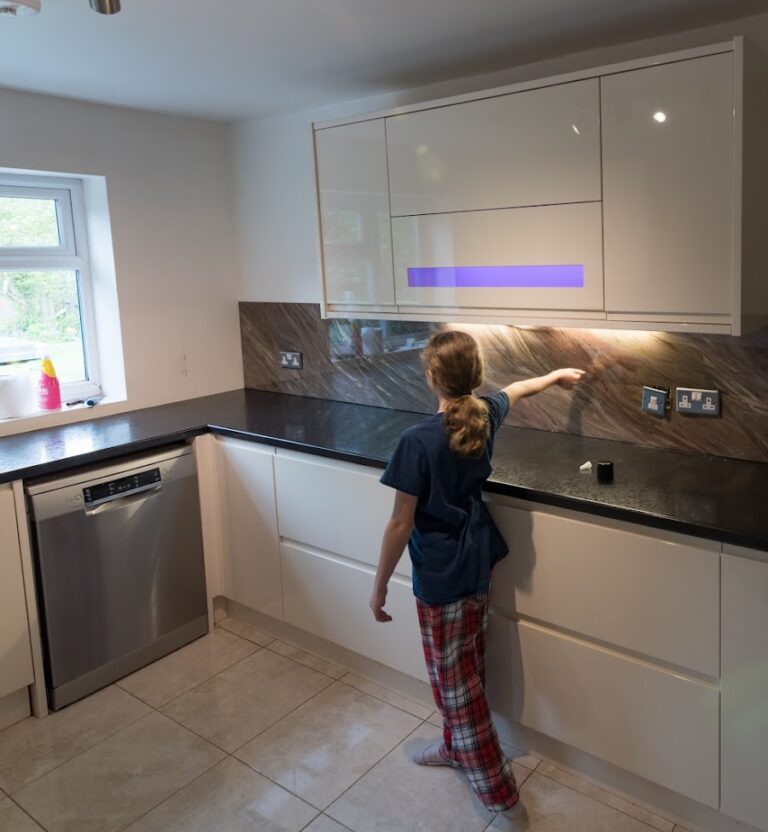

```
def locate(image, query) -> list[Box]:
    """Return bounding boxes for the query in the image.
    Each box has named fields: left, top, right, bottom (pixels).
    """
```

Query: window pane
left=0, top=196, right=61, bottom=247
left=0, top=270, right=85, bottom=383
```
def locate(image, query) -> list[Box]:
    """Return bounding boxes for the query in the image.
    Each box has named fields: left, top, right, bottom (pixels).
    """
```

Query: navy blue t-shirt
left=380, top=391, right=510, bottom=604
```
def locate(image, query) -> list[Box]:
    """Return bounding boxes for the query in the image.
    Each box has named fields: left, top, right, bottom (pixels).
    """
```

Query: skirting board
left=0, top=687, right=30, bottom=732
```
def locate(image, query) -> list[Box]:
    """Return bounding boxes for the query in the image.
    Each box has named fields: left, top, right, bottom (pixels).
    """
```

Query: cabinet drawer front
left=602, top=53, right=733, bottom=315
left=721, top=553, right=768, bottom=831
left=316, top=119, right=395, bottom=306
left=274, top=452, right=411, bottom=578
left=281, top=542, right=426, bottom=681
left=218, top=439, right=283, bottom=621
left=487, top=617, right=719, bottom=807
left=387, top=79, right=601, bottom=216
left=0, top=485, right=34, bottom=699
left=392, top=202, right=603, bottom=312
left=488, top=505, right=719, bottom=676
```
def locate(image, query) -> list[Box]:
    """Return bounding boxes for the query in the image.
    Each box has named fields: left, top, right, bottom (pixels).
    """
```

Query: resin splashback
left=240, top=302, right=768, bottom=464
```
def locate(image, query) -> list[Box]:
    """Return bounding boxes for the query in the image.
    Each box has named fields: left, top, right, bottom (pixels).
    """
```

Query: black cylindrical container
left=596, top=460, right=614, bottom=484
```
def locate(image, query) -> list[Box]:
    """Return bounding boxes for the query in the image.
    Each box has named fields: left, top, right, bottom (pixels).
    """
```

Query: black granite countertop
left=1, top=388, right=766, bottom=552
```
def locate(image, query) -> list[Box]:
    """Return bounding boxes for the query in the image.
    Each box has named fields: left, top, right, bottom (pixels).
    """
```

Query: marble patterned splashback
left=240, top=302, right=768, bottom=464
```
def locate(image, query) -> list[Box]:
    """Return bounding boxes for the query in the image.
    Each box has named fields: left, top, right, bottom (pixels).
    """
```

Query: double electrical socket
left=641, top=385, right=721, bottom=418
left=279, top=351, right=303, bottom=370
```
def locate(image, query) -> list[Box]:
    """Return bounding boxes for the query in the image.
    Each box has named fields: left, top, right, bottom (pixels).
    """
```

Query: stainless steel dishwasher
left=26, top=445, right=208, bottom=710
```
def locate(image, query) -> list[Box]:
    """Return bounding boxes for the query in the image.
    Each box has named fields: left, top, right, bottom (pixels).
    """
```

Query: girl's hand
left=370, top=585, right=392, bottom=622
left=555, top=368, right=586, bottom=389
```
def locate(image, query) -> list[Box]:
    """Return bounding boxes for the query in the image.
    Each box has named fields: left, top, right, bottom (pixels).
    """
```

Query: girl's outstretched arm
left=504, top=368, right=585, bottom=406
left=370, top=490, right=417, bottom=622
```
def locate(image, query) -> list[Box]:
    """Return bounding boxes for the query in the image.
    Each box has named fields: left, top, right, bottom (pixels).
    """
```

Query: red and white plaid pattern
left=417, top=594, right=519, bottom=812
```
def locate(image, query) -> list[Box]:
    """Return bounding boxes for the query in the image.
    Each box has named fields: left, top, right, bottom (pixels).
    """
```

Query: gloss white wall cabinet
left=281, top=541, right=427, bottom=681
left=488, top=503, right=720, bottom=677
left=386, top=79, right=600, bottom=216
left=315, top=119, right=395, bottom=309
left=0, top=484, right=34, bottom=702
left=274, top=449, right=410, bottom=578
left=392, top=202, right=603, bottom=313
left=487, top=616, right=720, bottom=807
left=721, top=548, right=768, bottom=832
left=314, top=38, right=768, bottom=333
left=602, top=52, right=734, bottom=324
left=216, top=438, right=283, bottom=621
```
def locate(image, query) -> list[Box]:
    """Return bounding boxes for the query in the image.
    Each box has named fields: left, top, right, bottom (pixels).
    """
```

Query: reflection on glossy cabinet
left=216, top=438, right=283, bottom=621
left=281, top=542, right=426, bottom=681
left=387, top=79, right=601, bottom=216
left=487, top=615, right=719, bottom=807
left=0, top=484, right=34, bottom=700
left=392, top=202, right=603, bottom=312
left=274, top=450, right=410, bottom=578
left=315, top=119, right=395, bottom=307
left=721, top=551, right=768, bottom=832
left=602, top=53, right=734, bottom=318
left=488, top=504, right=720, bottom=676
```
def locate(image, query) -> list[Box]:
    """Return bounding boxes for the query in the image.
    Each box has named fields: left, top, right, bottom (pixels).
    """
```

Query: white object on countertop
left=0, top=374, right=37, bottom=420
left=579, top=461, right=593, bottom=473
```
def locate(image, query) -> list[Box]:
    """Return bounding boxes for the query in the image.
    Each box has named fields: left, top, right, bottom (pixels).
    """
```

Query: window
left=0, top=174, right=100, bottom=403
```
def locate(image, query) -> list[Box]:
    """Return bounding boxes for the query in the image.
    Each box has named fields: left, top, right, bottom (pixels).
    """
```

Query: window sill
left=0, top=395, right=128, bottom=437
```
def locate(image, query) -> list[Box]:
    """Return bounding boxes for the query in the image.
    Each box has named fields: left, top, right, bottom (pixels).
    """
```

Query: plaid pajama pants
left=417, top=593, right=519, bottom=812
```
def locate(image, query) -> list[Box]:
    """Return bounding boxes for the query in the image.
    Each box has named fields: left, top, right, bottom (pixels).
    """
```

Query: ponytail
left=423, top=330, right=490, bottom=458
left=443, top=394, right=489, bottom=459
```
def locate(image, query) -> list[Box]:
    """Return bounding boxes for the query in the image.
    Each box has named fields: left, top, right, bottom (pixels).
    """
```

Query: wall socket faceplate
left=641, top=386, right=669, bottom=418
left=279, top=351, right=303, bottom=370
left=676, top=387, right=721, bottom=416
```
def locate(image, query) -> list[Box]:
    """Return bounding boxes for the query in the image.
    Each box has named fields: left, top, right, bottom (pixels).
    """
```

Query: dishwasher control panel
left=83, top=467, right=161, bottom=505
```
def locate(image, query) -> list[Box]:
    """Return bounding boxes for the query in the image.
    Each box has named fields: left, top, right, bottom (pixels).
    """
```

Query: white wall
left=232, top=11, right=768, bottom=304
left=0, top=89, right=243, bottom=436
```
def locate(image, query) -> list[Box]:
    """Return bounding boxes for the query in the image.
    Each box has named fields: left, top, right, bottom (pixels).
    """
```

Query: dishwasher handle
left=83, top=483, right=163, bottom=515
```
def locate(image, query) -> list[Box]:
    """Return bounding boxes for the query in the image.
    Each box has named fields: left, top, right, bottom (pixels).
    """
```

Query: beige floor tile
left=490, top=771, right=660, bottom=832
left=326, top=725, right=497, bottom=832
left=428, top=710, right=442, bottom=728
left=217, top=618, right=275, bottom=647
left=0, top=685, right=150, bottom=793
left=14, top=712, right=224, bottom=832
left=237, top=681, right=421, bottom=809
left=341, top=673, right=433, bottom=720
left=269, top=640, right=347, bottom=679
left=162, top=649, right=333, bottom=753
left=536, top=764, right=673, bottom=832
left=124, top=756, right=317, bottom=832
left=304, top=816, right=351, bottom=832
left=118, top=629, right=258, bottom=708
left=0, top=798, right=45, bottom=831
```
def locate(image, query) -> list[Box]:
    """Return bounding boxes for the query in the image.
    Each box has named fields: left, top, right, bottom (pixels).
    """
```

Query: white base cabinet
left=487, top=615, right=720, bottom=808
left=0, top=484, right=34, bottom=701
left=721, top=550, right=768, bottom=831
left=281, top=542, right=426, bottom=681
left=216, top=438, right=283, bottom=621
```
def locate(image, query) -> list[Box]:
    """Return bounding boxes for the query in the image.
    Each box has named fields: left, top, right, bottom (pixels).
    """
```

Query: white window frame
left=0, top=173, right=101, bottom=402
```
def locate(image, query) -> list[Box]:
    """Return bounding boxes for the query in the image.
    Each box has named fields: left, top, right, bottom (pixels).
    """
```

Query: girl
left=371, top=329, right=585, bottom=821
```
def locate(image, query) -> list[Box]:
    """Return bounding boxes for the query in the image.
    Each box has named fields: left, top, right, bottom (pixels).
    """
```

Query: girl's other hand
left=370, top=585, right=392, bottom=622
left=556, top=368, right=586, bottom=389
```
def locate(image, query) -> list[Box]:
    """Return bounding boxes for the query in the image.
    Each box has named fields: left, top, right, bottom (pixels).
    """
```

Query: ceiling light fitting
left=90, top=0, right=121, bottom=13
left=0, top=0, right=40, bottom=15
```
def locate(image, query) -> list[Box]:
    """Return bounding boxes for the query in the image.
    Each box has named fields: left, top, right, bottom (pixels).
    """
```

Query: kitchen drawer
left=488, top=504, right=720, bottom=677
left=487, top=616, right=719, bottom=807
left=281, top=541, right=426, bottom=681
left=274, top=450, right=411, bottom=578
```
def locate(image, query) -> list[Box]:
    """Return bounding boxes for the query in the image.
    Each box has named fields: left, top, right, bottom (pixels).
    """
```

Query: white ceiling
left=0, top=0, right=765, bottom=121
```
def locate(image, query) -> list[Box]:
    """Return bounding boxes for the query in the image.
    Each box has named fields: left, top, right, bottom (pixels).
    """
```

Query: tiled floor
left=0, top=618, right=693, bottom=832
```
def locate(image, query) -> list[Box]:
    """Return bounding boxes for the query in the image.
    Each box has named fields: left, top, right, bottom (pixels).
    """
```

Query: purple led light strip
left=407, top=265, right=584, bottom=288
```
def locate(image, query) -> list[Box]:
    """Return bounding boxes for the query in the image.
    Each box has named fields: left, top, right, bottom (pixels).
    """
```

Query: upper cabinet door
left=387, top=79, right=601, bottom=216
left=315, top=119, right=395, bottom=306
left=602, top=54, right=734, bottom=316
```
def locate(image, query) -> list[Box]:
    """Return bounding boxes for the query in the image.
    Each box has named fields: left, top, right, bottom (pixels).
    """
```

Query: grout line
left=335, top=675, right=433, bottom=721
left=534, top=767, right=662, bottom=832
left=7, top=793, right=50, bottom=831
left=6, top=688, right=153, bottom=797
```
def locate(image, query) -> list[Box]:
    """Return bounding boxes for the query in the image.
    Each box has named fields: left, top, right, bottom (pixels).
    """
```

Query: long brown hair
left=423, top=330, right=489, bottom=458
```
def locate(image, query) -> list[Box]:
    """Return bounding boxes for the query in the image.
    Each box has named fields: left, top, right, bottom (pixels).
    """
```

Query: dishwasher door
left=28, top=447, right=208, bottom=709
